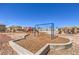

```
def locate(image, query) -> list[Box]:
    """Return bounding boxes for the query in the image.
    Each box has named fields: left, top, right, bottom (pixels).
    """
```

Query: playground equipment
left=34, top=23, right=54, bottom=40
left=25, top=23, right=54, bottom=40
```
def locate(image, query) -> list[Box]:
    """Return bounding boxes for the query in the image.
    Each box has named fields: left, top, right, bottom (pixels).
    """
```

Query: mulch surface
left=16, top=32, right=69, bottom=53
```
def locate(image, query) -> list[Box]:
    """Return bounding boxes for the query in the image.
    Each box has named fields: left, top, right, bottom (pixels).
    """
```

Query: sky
left=0, top=3, right=79, bottom=28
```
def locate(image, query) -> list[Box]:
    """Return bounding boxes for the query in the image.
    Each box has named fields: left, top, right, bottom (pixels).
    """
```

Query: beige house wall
left=58, top=27, right=79, bottom=34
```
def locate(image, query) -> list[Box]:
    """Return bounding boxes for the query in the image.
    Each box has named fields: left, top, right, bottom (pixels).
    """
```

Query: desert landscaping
left=0, top=23, right=79, bottom=55
left=0, top=33, right=17, bottom=55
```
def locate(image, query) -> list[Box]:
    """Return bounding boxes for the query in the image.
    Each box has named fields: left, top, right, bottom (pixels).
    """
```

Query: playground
left=8, top=23, right=72, bottom=55
left=2, top=23, right=79, bottom=55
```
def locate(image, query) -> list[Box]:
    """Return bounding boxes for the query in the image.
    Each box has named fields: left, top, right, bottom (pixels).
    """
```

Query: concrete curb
left=35, top=43, right=50, bottom=55
left=9, top=39, right=72, bottom=55
left=9, top=34, right=72, bottom=55
left=9, top=41, right=34, bottom=55
left=49, top=38, right=72, bottom=50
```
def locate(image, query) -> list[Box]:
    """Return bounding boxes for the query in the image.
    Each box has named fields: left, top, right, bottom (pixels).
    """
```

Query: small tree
left=0, top=24, right=6, bottom=32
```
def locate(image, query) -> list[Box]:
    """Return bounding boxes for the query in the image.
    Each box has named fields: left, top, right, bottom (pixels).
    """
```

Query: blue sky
left=0, top=3, right=79, bottom=27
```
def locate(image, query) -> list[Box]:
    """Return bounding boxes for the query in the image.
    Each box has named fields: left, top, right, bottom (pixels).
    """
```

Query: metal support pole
left=51, top=23, right=54, bottom=40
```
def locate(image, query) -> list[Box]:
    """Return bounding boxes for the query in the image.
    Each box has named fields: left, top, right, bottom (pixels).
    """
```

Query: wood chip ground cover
left=16, top=33, right=69, bottom=53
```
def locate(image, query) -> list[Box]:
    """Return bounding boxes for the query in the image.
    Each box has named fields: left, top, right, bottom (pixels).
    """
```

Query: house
left=57, top=26, right=79, bottom=34
left=6, top=25, right=23, bottom=32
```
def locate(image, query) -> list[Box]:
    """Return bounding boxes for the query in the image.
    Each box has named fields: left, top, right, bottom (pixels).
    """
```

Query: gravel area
left=0, top=43, right=17, bottom=55
left=1, top=33, right=27, bottom=39
left=0, top=33, right=17, bottom=55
